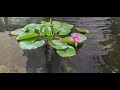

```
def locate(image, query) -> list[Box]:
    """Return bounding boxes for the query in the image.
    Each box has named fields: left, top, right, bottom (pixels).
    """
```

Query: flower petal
left=70, top=38, right=74, bottom=41
left=78, top=39, right=83, bottom=43
left=71, top=33, right=83, bottom=43
left=71, top=34, right=77, bottom=37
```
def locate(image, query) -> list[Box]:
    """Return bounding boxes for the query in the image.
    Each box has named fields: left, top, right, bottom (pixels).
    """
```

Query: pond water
left=0, top=17, right=120, bottom=73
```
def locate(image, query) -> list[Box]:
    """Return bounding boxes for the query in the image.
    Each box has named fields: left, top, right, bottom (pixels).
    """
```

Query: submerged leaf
left=76, top=27, right=89, bottom=34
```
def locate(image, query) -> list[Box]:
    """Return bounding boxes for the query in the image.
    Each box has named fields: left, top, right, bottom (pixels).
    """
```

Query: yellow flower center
left=73, top=38, right=79, bottom=42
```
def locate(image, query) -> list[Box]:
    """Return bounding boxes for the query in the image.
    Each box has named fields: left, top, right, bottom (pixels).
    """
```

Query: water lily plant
left=11, top=17, right=89, bottom=57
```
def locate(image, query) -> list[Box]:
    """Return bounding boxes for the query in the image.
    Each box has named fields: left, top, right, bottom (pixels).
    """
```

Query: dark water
left=60, top=17, right=120, bottom=73
left=1, top=17, right=120, bottom=73
left=50, top=17, right=120, bottom=73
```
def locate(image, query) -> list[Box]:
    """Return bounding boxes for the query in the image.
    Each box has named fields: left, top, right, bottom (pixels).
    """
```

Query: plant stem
left=50, top=17, right=52, bottom=30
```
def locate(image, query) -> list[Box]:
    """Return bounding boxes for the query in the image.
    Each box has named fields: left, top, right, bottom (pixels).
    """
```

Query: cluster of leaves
left=11, top=21, right=89, bottom=57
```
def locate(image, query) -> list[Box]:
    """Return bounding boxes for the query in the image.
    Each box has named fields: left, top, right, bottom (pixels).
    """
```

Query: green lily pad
left=76, top=27, right=89, bottom=34
left=11, top=28, right=26, bottom=36
left=16, top=33, right=40, bottom=40
left=58, top=23, right=73, bottom=35
left=79, top=33, right=87, bottom=41
left=40, top=25, right=52, bottom=36
left=60, top=37, right=74, bottom=45
left=24, top=23, right=40, bottom=33
left=52, top=21, right=61, bottom=29
left=57, top=46, right=76, bottom=57
left=19, top=38, right=45, bottom=50
left=48, top=40, right=68, bottom=49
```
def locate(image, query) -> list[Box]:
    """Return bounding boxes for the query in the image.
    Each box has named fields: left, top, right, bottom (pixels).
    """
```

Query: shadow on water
left=2, top=17, right=120, bottom=73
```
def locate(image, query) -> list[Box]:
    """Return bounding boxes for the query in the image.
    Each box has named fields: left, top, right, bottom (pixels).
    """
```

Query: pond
left=0, top=17, right=120, bottom=73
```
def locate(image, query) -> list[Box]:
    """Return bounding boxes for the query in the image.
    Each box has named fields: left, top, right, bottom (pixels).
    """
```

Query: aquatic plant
left=11, top=17, right=89, bottom=57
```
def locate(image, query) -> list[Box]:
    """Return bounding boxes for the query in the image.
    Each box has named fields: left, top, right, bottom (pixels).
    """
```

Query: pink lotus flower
left=70, top=33, right=83, bottom=47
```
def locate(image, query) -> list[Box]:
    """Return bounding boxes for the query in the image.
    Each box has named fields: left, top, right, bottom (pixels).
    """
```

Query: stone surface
left=0, top=31, right=27, bottom=73
left=3, top=17, right=49, bottom=31
left=0, top=31, right=48, bottom=73
left=0, top=17, right=5, bottom=31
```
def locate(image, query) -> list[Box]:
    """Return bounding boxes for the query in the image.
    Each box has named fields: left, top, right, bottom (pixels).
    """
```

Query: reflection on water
left=1, top=17, right=120, bottom=73
left=100, top=17, right=120, bottom=73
